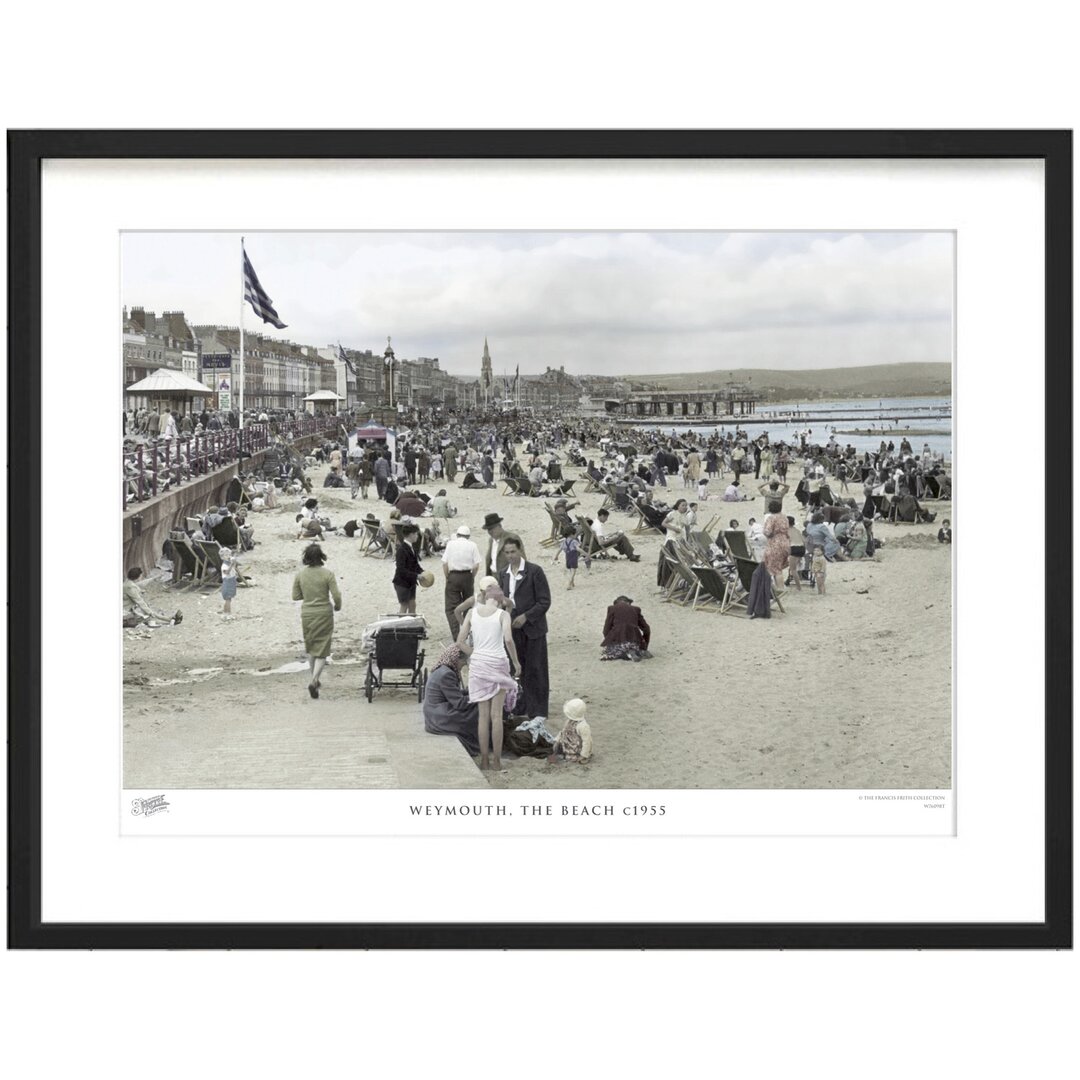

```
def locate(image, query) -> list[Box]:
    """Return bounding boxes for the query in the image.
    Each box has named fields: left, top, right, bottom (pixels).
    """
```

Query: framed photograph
left=8, top=130, right=1071, bottom=948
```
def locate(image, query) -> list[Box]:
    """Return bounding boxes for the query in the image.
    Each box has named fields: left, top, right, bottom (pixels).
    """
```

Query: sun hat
left=563, top=698, right=587, bottom=722
left=456, top=525, right=471, bottom=537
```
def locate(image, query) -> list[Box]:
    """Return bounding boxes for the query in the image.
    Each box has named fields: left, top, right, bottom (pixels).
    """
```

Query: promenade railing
left=123, top=415, right=343, bottom=508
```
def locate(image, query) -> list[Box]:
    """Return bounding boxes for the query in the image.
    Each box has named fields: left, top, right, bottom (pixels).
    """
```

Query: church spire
left=481, top=337, right=493, bottom=405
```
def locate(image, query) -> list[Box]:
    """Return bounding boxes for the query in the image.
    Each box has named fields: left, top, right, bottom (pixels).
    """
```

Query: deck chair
left=167, top=533, right=203, bottom=588
left=193, top=539, right=223, bottom=585
left=576, top=516, right=611, bottom=561
left=357, top=519, right=379, bottom=555
left=598, top=483, right=618, bottom=511
left=501, top=477, right=519, bottom=496
left=658, top=549, right=696, bottom=606
left=690, top=564, right=733, bottom=612
left=668, top=544, right=709, bottom=609
left=361, top=520, right=392, bottom=558
left=723, top=529, right=755, bottom=562
left=870, top=494, right=891, bottom=520
left=581, top=473, right=604, bottom=494
left=554, top=478, right=576, bottom=496
left=721, top=556, right=785, bottom=617
left=540, top=503, right=562, bottom=548
left=688, top=529, right=718, bottom=564
left=185, top=516, right=202, bottom=534
left=631, top=502, right=664, bottom=536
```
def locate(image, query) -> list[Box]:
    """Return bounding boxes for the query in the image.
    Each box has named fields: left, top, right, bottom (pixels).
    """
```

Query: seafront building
left=122, top=309, right=630, bottom=415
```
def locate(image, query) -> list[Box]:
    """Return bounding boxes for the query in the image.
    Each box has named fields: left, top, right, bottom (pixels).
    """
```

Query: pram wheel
left=364, top=664, right=375, bottom=703
left=417, top=668, right=428, bottom=703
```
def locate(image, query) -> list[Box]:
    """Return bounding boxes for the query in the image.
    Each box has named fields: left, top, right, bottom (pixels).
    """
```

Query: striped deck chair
left=358, top=519, right=382, bottom=556
left=669, top=543, right=711, bottom=610
left=193, top=539, right=223, bottom=586
left=167, top=533, right=203, bottom=589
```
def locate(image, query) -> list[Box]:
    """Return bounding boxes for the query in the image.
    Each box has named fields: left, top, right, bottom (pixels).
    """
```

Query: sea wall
left=122, top=432, right=325, bottom=573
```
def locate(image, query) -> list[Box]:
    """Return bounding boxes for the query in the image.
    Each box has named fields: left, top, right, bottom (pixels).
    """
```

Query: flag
left=338, top=342, right=357, bottom=376
left=242, top=242, right=287, bottom=329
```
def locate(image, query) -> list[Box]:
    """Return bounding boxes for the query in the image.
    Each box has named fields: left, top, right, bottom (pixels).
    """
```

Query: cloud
left=122, top=230, right=953, bottom=376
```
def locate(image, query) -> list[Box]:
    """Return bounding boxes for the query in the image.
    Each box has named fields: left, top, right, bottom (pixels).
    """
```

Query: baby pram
left=363, top=619, right=428, bottom=703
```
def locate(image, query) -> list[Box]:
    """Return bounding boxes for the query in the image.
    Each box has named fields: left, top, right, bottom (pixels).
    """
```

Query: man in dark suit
left=497, top=533, right=551, bottom=721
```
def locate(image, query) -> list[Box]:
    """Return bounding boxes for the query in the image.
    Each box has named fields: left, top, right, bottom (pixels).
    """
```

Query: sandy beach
left=123, top=452, right=952, bottom=790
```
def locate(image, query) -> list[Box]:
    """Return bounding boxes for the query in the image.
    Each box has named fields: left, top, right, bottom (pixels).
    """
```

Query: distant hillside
left=629, top=363, right=951, bottom=402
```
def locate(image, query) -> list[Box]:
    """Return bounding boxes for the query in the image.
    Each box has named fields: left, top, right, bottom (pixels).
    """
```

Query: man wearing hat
left=482, top=513, right=516, bottom=576
left=441, top=524, right=482, bottom=639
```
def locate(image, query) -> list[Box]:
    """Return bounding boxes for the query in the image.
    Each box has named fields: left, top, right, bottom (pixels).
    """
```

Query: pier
left=615, top=384, right=758, bottom=419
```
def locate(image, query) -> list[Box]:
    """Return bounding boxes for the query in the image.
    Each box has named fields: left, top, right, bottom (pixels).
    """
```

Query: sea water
left=632, top=395, right=953, bottom=460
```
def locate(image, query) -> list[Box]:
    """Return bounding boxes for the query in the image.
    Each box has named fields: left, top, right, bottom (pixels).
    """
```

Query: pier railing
left=123, top=415, right=342, bottom=507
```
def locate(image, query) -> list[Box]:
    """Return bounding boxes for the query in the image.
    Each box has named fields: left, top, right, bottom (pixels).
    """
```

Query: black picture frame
left=7, top=129, right=1072, bottom=949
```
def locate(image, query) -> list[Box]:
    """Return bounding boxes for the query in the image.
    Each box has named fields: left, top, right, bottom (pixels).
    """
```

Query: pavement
left=123, top=669, right=488, bottom=789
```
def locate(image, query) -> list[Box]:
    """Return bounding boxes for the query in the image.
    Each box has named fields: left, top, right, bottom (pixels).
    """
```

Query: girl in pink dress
left=457, top=576, right=521, bottom=772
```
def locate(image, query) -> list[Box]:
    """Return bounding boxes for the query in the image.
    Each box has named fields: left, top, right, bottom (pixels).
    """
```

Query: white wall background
left=1, top=3, right=1075, bottom=1078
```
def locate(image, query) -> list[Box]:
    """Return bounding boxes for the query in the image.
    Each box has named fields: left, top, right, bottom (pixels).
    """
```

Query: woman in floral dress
left=761, top=499, right=792, bottom=593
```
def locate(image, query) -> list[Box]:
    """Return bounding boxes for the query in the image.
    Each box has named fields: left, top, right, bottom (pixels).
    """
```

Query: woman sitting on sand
left=457, top=576, right=520, bottom=772
left=804, top=511, right=847, bottom=562
left=600, top=596, right=652, bottom=662
left=422, top=644, right=481, bottom=756
left=123, top=567, right=182, bottom=628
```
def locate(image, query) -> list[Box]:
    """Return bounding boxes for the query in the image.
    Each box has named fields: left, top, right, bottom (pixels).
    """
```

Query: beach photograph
left=121, top=230, right=954, bottom=791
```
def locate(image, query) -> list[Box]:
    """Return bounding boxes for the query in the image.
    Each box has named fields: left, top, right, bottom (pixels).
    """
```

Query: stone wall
left=122, top=432, right=325, bottom=573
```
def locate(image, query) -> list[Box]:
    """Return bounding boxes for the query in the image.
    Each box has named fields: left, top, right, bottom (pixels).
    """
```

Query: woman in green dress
left=292, top=543, right=342, bottom=699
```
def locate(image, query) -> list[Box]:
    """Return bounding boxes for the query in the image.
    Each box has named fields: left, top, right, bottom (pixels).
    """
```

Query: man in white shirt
left=591, top=509, right=641, bottom=560
left=441, top=524, right=482, bottom=638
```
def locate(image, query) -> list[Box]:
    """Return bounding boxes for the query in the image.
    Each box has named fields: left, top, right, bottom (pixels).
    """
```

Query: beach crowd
left=125, top=407, right=952, bottom=775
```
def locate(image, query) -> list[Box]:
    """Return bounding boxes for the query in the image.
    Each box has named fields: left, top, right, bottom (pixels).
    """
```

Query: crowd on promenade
left=125, top=406, right=951, bottom=773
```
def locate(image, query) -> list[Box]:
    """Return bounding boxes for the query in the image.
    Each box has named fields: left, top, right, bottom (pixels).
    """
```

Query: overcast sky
left=122, top=231, right=953, bottom=377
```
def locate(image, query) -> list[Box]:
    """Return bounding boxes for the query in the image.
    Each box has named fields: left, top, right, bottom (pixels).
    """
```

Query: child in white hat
left=550, top=698, right=592, bottom=764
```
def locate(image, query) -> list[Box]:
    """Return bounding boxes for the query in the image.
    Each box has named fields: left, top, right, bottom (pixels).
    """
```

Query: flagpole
left=239, top=237, right=245, bottom=432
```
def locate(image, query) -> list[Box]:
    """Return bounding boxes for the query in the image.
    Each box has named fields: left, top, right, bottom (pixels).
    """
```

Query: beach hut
left=125, top=367, right=215, bottom=416
left=303, top=389, right=343, bottom=416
